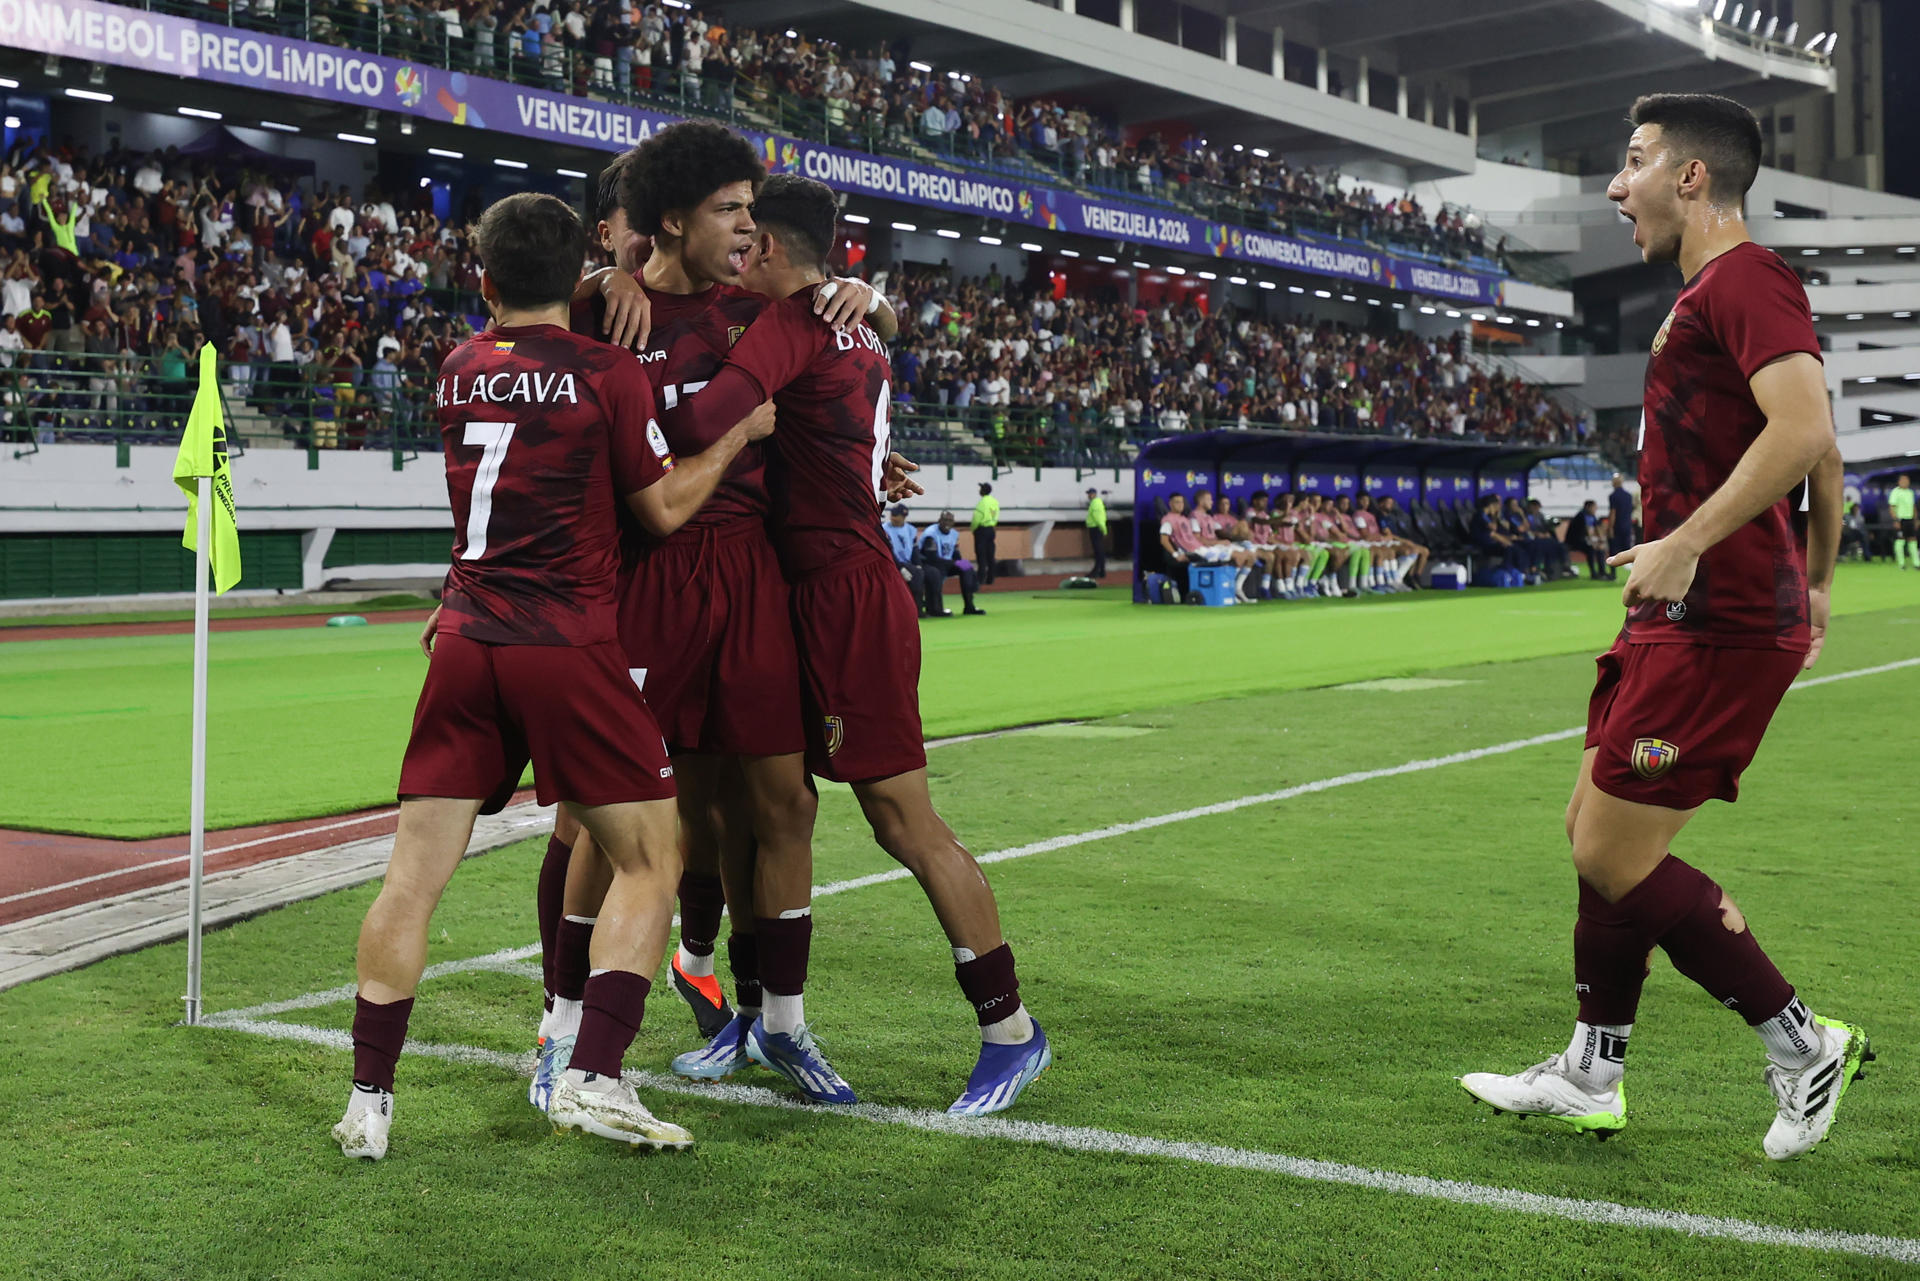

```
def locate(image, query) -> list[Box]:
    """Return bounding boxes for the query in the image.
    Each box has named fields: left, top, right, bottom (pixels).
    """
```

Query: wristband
left=865, top=287, right=883, bottom=316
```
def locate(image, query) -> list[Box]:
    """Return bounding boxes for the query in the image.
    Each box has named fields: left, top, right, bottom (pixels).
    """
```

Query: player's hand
left=882, top=450, right=923, bottom=501
left=737, top=401, right=777, bottom=442
left=599, top=268, right=651, bottom=351
left=1609, top=536, right=1699, bottom=608
left=419, top=604, right=441, bottom=658
left=814, top=277, right=878, bottom=331
left=1803, top=582, right=1830, bottom=670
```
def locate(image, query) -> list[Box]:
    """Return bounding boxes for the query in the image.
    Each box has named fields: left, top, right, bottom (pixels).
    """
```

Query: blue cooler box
left=1187, top=564, right=1238, bottom=606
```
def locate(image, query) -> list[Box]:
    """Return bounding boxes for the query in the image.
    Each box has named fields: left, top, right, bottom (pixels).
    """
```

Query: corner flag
left=172, top=344, right=241, bottom=594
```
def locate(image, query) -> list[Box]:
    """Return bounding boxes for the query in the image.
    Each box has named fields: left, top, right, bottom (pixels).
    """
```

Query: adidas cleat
left=671, top=1013, right=756, bottom=1081
left=333, top=1084, right=393, bottom=1160
left=948, top=1022, right=1052, bottom=1116
left=1763, top=1016, right=1873, bottom=1161
left=530, top=1031, right=574, bottom=1113
left=1458, top=1056, right=1626, bottom=1139
left=549, top=1073, right=693, bottom=1150
left=671, top=952, right=735, bottom=1040
left=745, top=1019, right=857, bottom=1105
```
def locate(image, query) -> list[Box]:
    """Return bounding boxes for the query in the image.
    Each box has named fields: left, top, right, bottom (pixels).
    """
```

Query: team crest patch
left=1665, top=600, right=1687, bottom=621
left=728, top=325, right=746, bottom=346
left=822, top=715, right=845, bottom=756
left=1650, top=310, right=1675, bottom=357
left=1631, top=737, right=1680, bottom=780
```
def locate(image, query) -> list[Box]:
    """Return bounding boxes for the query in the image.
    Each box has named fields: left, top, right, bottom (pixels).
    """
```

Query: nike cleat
left=745, top=1019, right=857, bottom=1105
left=671, top=953, right=735, bottom=1040
left=1459, top=1056, right=1626, bottom=1139
left=530, top=1031, right=574, bottom=1113
left=333, top=1084, right=393, bottom=1160
left=948, top=1022, right=1052, bottom=1116
left=1763, top=1016, right=1873, bottom=1161
left=671, top=1013, right=756, bottom=1081
left=549, top=1073, right=693, bottom=1150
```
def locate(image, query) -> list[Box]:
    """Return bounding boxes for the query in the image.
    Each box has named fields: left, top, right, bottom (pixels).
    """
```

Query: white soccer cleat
left=1459, top=1055, right=1626, bottom=1139
left=1763, top=1016, right=1873, bottom=1161
left=548, top=1072, right=694, bottom=1151
left=333, top=1085, right=393, bottom=1160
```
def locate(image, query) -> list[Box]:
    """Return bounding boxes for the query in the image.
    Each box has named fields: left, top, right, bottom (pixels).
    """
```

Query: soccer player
left=1460, top=94, right=1869, bottom=1160
left=1373, top=495, right=1429, bottom=588
left=696, top=174, right=1052, bottom=1114
left=534, top=123, right=903, bottom=1109
left=333, top=193, right=774, bottom=1160
left=1890, top=474, right=1917, bottom=569
left=1158, top=493, right=1225, bottom=567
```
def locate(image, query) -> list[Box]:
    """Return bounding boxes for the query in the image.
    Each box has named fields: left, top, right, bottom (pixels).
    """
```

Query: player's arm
left=1801, top=441, right=1843, bottom=670
left=624, top=402, right=777, bottom=537
left=812, top=278, right=898, bottom=341
left=575, top=266, right=651, bottom=351
left=1612, top=352, right=1833, bottom=604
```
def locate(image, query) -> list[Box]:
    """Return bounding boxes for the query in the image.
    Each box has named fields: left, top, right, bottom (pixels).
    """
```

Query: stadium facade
left=0, top=0, right=1909, bottom=600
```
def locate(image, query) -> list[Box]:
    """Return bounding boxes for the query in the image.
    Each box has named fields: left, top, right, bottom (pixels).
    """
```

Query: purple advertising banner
left=0, top=0, right=1517, bottom=305
left=1364, top=469, right=1420, bottom=501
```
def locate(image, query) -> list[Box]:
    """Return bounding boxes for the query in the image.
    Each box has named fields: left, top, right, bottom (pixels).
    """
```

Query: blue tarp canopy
left=1131, top=430, right=1592, bottom=600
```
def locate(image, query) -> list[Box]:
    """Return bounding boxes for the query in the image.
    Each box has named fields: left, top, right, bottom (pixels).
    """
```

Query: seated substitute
left=1372, top=495, right=1429, bottom=588
left=883, top=504, right=940, bottom=616
left=1158, top=492, right=1231, bottom=566
left=1472, top=493, right=1531, bottom=578
left=919, top=510, right=987, bottom=616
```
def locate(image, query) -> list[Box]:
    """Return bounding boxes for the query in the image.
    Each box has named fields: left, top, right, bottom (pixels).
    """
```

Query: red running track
left=0, top=789, right=536, bottom=927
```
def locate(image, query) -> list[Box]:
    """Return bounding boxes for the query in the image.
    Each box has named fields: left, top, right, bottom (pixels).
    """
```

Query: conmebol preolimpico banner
left=0, top=0, right=1511, bottom=305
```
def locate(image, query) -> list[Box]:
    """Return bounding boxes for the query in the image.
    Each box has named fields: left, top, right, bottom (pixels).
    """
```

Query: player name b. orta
left=434, top=371, right=581, bottom=407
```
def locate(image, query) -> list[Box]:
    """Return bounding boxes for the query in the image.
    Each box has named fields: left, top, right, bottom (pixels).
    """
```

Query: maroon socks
left=1615, top=855, right=1795, bottom=1026
left=755, top=913, right=811, bottom=999
left=537, top=834, right=571, bottom=1006
left=955, top=943, right=1021, bottom=1026
left=553, top=915, right=595, bottom=1004
left=351, top=995, right=414, bottom=1092
left=727, top=932, right=762, bottom=1012
left=1573, top=877, right=1652, bottom=1026
left=568, top=970, right=652, bottom=1078
left=677, top=872, right=726, bottom=960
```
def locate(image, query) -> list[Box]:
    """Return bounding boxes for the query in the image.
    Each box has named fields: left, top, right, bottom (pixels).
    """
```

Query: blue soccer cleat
left=948, top=1022, right=1052, bottom=1116
left=670, top=1013, right=755, bottom=1081
left=530, top=1030, right=574, bottom=1113
left=745, top=1018, right=857, bottom=1104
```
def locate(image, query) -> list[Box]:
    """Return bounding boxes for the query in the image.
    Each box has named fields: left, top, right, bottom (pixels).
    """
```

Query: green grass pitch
left=2, top=572, right=1917, bottom=1278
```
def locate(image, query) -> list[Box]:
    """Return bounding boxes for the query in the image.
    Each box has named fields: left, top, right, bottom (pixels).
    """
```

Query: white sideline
left=200, top=1014, right=1920, bottom=1266
left=207, top=651, right=1920, bottom=1025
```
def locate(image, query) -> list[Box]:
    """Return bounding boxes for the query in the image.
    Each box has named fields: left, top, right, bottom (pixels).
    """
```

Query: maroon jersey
left=433, top=324, right=674, bottom=647
left=1631, top=242, right=1821, bottom=652
left=700, top=284, right=895, bottom=578
left=574, top=279, right=770, bottom=536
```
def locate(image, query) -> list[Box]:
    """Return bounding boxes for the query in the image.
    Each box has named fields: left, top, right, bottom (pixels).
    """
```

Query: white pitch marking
left=203, top=1015, right=1920, bottom=1266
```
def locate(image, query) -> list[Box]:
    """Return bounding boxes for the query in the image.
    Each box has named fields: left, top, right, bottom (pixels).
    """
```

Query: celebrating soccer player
left=695, top=174, right=1052, bottom=1115
left=1459, top=94, right=1869, bottom=1160
left=334, top=193, right=773, bottom=1160
left=529, top=123, right=903, bottom=1110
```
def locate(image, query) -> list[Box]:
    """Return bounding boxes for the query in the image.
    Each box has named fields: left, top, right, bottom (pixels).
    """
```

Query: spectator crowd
left=231, top=0, right=1497, bottom=268
left=884, top=266, right=1580, bottom=448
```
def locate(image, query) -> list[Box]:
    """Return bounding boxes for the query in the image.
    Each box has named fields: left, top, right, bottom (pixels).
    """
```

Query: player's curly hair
left=622, top=122, right=765, bottom=237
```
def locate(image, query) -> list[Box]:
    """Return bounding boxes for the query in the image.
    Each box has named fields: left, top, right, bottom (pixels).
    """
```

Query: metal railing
left=8, top=350, right=1581, bottom=469
left=111, top=0, right=1534, bottom=286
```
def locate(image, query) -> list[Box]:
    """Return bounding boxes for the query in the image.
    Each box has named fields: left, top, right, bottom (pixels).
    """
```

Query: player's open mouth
left=728, top=247, right=751, bottom=272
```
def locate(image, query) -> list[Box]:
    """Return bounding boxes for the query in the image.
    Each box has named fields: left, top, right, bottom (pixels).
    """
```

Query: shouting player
left=696, top=174, right=1051, bottom=1115
left=334, top=193, right=773, bottom=1159
left=530, top=124, right=901, bottom=1109
left=1460, top=94, right=1868, bottom=1160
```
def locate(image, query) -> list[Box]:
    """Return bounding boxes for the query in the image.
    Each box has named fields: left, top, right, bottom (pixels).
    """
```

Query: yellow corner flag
left=171, top=344, right=242, bottom=594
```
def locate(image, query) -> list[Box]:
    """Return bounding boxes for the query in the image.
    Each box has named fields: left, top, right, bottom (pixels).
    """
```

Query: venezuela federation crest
left=1631, top=737, right=1679, bottom=780
left=822, top=715, right=845, bottom=757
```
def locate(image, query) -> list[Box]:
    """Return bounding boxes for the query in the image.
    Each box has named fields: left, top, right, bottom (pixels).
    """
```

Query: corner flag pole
left=184, top=474, right=211, bottom=1026
left=173, top=343, right=241, bottom=1026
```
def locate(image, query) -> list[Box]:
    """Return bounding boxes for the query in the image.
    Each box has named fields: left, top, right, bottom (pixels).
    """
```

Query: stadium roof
left=737, top=0, right=1834, bottom=168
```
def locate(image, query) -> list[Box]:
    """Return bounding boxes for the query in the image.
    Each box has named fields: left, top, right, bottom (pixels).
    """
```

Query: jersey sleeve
left=1709, top=251, right=1823, bottom=380
left=603, top=356, right=674, bottom=496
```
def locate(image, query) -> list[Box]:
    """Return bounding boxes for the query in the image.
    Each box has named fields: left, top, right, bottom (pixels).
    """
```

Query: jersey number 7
left=461, top=421, right=516, bottom=561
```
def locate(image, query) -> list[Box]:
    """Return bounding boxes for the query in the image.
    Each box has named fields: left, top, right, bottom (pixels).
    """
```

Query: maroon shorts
left=398, top=635, right=676, bottom=809
left=1584, top=636, right=1802, bottom=810
left=617, top=520, right=805, bottom=757
left=789, top=556, right=926, bottom=784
